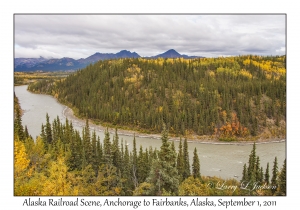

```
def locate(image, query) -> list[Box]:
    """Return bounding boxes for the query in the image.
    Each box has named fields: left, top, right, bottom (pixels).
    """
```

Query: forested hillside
left=28, top=55, right=286, bottom=141
left=14, top=108, right=286, bottom=196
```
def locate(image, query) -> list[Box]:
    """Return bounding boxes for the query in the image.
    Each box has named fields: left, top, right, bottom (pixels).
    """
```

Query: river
left=14, top=85, right=286, bottom=180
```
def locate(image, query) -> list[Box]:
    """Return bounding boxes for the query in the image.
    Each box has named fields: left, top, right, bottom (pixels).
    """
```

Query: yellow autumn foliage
left=14, top=139, right=30, bottom=178
left=239, top=69, right=253, bottom=79
left=158, top=106, right=163, bottom=113
left=178, top=177, right=209, bottom=196
left=125, top=64, right=144, bottom=85
left=243, top=58, right=286, bottom=78
left=207, top=70, right=216, bottom=78
left=41, top=157, right=77, bottom=196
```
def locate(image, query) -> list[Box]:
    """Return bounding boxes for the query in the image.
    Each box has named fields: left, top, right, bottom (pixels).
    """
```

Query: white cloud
left=276, top=47, right=286, bottom=53
left=14, top=14, right=286, bottom=58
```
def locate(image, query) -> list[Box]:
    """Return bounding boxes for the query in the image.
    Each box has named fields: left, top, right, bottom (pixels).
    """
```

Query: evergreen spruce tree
left=153, top=148, right=159, bottom=160
left=91, top=130, right=98, bottom=173
left=132, top=134, right=137, bottom=166
left=119, top=138, right=124, bottom=176
left=192, top=147, right=201, bottom=179
left=97, top=137, right=103, bottom=165
left=14, top=104, right=24, bottom=141
left=40, top=124, right=46, bottom=143
left=144, top=148, right=150, bottom=179
left=183, top=138, right=190, bottom=180
left=259, top=167, right=264, bottom=183
left=123, top=142, right=133, bottom=195
left=45, top=113, right=53, bottom=145
left=52, top=118, right=58, bottom=143
left=52, top=116, right=62, bottom=144
left=255, top=156, right=261, bottom=182
left=271, top=157, right=278, bottom=195
left=24, top=126, right=29, bottom=140
left=265, top=162, right=270, bottom=184
left=121, top=139, right=124, bottom=160
left=176, top=138, right=184, bottom=182
left=103, top=128, right=112, bottom=165
left=83, top=119, right=92, bottom=165
left=170, top=141, right=177, bottom=167
left=146, top=124, right=179, bottom=195
left=241, top=163, right=248, bottom=183
left=137, top=145, right=147, bottom=183
left=68, top=129, right=79, bottom=170
left=132, top=134, right=138, bottom=186
left=159, top=124, right=177, bottom=164
left=112, top=128, right=121, bottom=170
left=81, top=147, right=87, bottom=170
left=278, top=159, right=286, bottom=195
left=68, top=129, right=82, bottom=170
left=148, top=146, right=155, bottom=166
left=249, top=169, right=256, bottom=195
left=75, top=130, right=83, bottom=169
left=247, top=143, right=257, bottom=182
left=64, top=118, right=71, bottom=144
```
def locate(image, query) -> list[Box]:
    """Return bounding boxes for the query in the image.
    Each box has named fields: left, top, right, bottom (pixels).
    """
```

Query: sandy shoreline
left=62, top=106, right=285, bottom=145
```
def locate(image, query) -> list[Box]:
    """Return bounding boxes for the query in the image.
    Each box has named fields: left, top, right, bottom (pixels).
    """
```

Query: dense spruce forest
left=14, top=96, right=286, bottom=196
left=28, top=55, right=286, bottom=141
left=14, top=71, right=72, bottom=86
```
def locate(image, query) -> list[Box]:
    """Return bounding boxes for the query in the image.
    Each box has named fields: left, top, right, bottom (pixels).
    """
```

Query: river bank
left=15, top=85, right=286, bottom=179
left=63, top=106, right=285, bottom=146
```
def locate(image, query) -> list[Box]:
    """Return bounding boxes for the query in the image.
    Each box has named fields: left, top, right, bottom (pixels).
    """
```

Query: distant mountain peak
left=164, top=49, right=180, bottom=55
left=166, top=49, right=178, bottom=53
left=152, top=49, right=182, bottom=58
left=14, top=49, right=204, bottom=72
left=116, top=50, right=140, bottom=58
left=147, top=49, right=204, bottom=59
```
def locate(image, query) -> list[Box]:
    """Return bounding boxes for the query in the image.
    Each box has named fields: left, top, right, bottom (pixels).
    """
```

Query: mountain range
left=14, top=49, right=204, bottom=72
